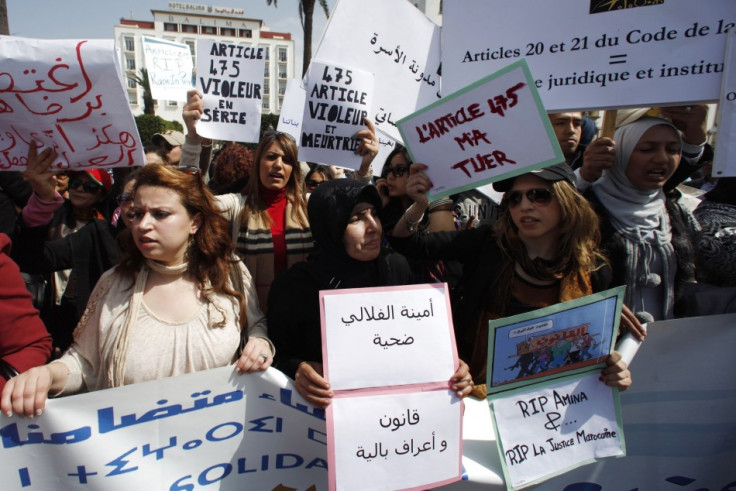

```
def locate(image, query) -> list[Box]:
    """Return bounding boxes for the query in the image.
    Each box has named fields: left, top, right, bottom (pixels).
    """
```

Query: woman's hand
left=1, top=363, right=68, bottom=418
left=235, top=337, right=273, bottom=373
left=450, top=359, right=474, bottom=398
left=405, top=164, right=432, bottom=209
left=660, top=105, right=708, bottom=145
left=182, top=89, right=204, bottom=138
left=374, top=177, right=391, bottom=208
left=620, top=304, right=647, bottom=341
left=294, top=361, right=333, bottom=408
left=354, top=118, right=380, bottom=177
left=600, top=351, right=632, bottom=391
left=22, top=144, right=58, bottom=201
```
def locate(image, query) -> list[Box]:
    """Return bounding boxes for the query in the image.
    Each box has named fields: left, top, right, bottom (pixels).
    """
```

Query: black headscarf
left=305, top=179, right=410, bottom=288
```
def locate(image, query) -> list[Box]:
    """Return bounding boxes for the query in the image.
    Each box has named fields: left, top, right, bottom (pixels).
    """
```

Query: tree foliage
left=128, top=68, right=155, bottom=115
left=135, top=114, right=183, bottom=146
left=266, top=0, right=330, bottom=77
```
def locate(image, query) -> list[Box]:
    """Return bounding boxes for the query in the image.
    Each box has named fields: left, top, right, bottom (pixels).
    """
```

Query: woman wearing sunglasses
left=2, top=164, right=274, bottom=418
left=12, top=145, right=120, bottom=353
left=389, top=163, right=642, bottom=397
left=303, top=165, right=332, bottom=197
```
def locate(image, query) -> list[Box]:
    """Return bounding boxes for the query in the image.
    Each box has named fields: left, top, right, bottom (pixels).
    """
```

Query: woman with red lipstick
left=389, top=163, right=640, bottom=397
left=586, top=117, right=699, bottom=322
left=267, top=179, right=473, bottom=407
left=1, top=164, right=274, bottom=418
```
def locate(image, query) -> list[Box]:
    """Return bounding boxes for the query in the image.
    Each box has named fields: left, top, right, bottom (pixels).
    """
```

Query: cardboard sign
left=299, top=60, right=374, bottom=169
left=312, top=0, right=441, bottom=142
left=0, top=37, right=144, bottom=170
left=321, top=284, right=462, bottom=490
left=195, top=40, right=265, bottom=142
left=441, top=0, right=734, bottom=111
left=141, top=36, right=193, bottom=102
left=397, top=60, right=562, bottom=200
left=277, top=78, right=306, bottom=141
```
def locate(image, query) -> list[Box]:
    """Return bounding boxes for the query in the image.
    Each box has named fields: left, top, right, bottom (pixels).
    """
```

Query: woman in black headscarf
left=268, top=179, right=473, bottom=407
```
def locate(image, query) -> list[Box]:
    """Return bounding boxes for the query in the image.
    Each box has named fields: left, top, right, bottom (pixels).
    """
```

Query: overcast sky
left=6, top=0, right=332, bottom=75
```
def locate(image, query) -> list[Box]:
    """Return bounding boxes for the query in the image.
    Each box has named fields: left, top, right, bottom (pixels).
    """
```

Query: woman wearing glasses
left=2, top=164, right=274, bottom=418
left=303, top=165, right=332, bottom=197
left=181, top=89, right=379, bottom=311
left=389, top=163, right=641, bottom=396
left=12, top=145, right=120, bottom=352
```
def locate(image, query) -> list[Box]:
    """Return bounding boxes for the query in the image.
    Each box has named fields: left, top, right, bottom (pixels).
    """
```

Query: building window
left=262, top=99, right=270, bottom=111
left=201, top=26, right=216, bottom=35
left=168, top=100, right=178, bottom=107
left=127, top=77, right=137, bottom=89
left=263, top=47, right=269, bottom=60
left=128, top=90, right=138, bottom=105
left=184, top=40, right=195, bottom=55
left=278, top=63, right=287, bottom=79
left=221, top=27, right=236, bottom=37
left=164, top=23, right=179, bottom=32
left=125, top=55, right=136, bottom=71
left=182, top=24, right=198, bottom=34
left=278, top=96, right=284, bottom=110
left=278, top=47, right=287, bottom=62
left=239, top=29, right=252, bottom=38
left=263, top=84, right=270, bottom=95
left=124, top=36, right=135, bottom=52
left=278, top=81, right=287, bottom=95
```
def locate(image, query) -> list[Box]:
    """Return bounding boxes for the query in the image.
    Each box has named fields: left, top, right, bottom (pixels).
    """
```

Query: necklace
left=146, top=259, right=188, bottom=276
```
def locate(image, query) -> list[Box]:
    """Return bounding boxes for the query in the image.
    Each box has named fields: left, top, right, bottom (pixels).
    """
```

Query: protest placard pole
left=600, top=110, right=617, bottom=138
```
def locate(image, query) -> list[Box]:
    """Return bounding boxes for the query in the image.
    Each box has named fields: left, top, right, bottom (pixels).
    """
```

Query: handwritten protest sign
left=141, top=36, right=193, bottom=102
left=277, top=78, right=306, bottom=141
left=714, top=29, right=736, bottom=177
left=313, top=0, right=441, bottom=142
left=321, top=284, right=457, bottom=390
left=0, top=367, right=327, bottom=490
left=442, top=0, right=734, bottom=111
left=487, top=288, right=625, bottom=489
left=299, top=60, right=373, bottom=169
left=321, top=284, right=462, bottom=490
left=491, top=372, right=624, bottom=490
left=397, top=60, right=562, bottom=200
left=195, top=40, right=265, bottom=142
left=329, top=390, right=462, bottom=491
left=0, top=37, right=144, bottom=170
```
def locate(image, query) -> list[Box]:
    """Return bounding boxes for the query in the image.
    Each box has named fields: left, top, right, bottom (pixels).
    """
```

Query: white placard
left=329, top=390, right=462, bottom=491
left=313, top=0, right=441, bottom=142
left=299, top=60, right=374, bottom=169
left=0, top=37, right=144, bottom=170
left=141, top=36, right=193, bottom=102
left=195, top=40, right=265, bottom=143
left=397, top=60, right=563, bottom=200
left=491, top=372, right=624, bottom=489
left=442, top=0, right=734, bottom=111
left=276, top=78, right=306, bottom=141
left=714, top=28, right=736, bottom=177
left=320, top=284, right=457, bottom=390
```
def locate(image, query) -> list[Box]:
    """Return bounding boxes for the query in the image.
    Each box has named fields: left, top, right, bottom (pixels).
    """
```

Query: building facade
left=113, top=3, right=295, bottom=125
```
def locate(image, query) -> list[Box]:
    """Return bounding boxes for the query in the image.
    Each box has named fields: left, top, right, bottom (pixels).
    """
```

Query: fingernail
left=4, top=411, right=11, bottom=418
left=36, top=409, right=43, bottom=417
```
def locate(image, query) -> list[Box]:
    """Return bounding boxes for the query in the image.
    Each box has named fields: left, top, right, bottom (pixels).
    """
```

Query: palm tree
left=267, top=0, right=330, bottom=77
left=128, top=68, right=155, bottom=115
left=0, top=0, right=9, bottom=36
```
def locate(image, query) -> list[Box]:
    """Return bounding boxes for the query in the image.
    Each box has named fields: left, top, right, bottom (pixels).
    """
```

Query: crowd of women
left=3, top=93, right=733, bottom=417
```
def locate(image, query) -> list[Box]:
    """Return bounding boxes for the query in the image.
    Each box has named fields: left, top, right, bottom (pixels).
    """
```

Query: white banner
left=313, top=0, right=441, bottom=142
left=195, top=40, right=265, bottom=143
left=142, top=36, right=193, bottom=102
left=714, top=29, right=736, bottom=177
left=277, top=78, right=306, bottom=141
left=441, top=0, right=734, bottom=111
left=0, top=37, right=144, bottom=170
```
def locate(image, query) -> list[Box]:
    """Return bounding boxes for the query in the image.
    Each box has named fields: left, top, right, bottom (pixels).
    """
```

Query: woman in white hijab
left=586, top=117, right=699, bottom=321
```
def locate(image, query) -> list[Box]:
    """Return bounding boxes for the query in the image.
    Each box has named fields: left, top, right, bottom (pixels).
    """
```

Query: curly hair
left=213, top=142, right=253, bottom=184
left=241, top=132, right=308, bottom=227
left=117, top=164, right=245, bottom=325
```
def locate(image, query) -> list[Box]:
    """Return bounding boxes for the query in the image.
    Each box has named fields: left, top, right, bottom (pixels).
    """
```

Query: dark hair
left=213, top=142, right=253, bottom=184
left=305, top=165, right=332, bottom=183
left=380, top=144, right=411, bottom=179
left=704, top=177, right=736, bottom=206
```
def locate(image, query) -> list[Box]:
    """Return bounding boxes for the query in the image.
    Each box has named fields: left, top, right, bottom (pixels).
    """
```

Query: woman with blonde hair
left=389, top=164, right=642, bottom=396
left=2, top=164, right=273, bottom=418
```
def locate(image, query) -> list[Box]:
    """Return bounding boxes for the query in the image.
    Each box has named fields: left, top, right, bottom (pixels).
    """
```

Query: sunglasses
left=263, top=130, right=296, bottom=143
left=68, top=177, right=102, bottom=194
left=504, top=188, right=554, bottom=207
left=305, top=178, right=325, bottom=188
left=385, top=165, right=410, bottom=178
left=177, top=165, right=202, bottom=177
left=117, top=192, right=133, bottom=205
